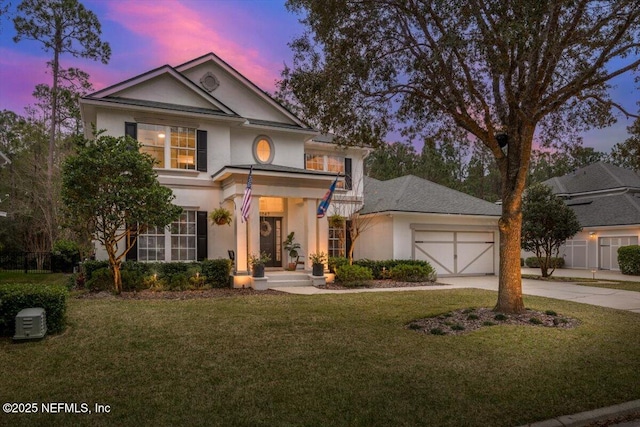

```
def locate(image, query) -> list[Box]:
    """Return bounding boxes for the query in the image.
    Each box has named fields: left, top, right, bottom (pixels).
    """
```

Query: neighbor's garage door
left=413, top=230, right=495, bottom=276
left=599, top=236, right=638, bottom=270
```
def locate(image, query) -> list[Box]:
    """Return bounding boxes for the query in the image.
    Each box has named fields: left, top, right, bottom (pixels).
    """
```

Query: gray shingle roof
left=543, top=162, right=640, bottom=228
left=544, top=162, right=640, bottom=195
left=565, top=193, right=640, bottom=227
left=360, top=175, right=501, bottom=216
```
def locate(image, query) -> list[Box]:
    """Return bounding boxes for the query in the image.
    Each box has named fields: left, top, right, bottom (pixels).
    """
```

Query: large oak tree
left=281, top=0, right=640, bottom=312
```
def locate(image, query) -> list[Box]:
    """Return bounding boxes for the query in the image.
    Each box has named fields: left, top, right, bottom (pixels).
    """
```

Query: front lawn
left=1, top=289, right=639, bottom=427
left=0, top=272, right=69, bottom=286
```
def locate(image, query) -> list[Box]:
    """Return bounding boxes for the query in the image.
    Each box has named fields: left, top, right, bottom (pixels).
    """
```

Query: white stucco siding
left=180, top=63, right=296, bottom=124
left=230, top=129, right=305, bottom=168
left=114, top=75, right=216, bottom=110
left=353, top=215, right=394, bottom=260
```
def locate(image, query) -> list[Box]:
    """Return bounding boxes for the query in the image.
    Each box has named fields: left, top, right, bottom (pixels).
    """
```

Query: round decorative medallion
left=260, top=220, right=272, bottom=237
left=200, top=71, right=220, bottom=92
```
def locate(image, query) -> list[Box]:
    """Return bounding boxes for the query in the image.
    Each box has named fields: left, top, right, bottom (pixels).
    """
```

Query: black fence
left=0, top=252, right=53, bottom=273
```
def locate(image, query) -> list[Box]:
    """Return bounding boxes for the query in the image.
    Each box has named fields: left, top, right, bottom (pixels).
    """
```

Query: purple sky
left=0, top=0, right=637, bottom=153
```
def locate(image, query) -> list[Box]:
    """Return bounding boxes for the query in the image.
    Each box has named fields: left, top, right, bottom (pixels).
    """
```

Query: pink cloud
left=104, top=0, right=281, bottom=92
left=0, top=48, right=51, bottom=114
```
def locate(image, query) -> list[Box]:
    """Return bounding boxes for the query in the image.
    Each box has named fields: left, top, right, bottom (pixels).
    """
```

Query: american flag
left=240, top=166, right=253, bottom=223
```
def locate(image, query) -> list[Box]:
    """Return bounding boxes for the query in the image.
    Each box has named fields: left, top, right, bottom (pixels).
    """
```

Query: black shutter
left=125, top=122, right=137, bottom=139
left=126, top=225, right=138, bottom=261
left=197, top=130, right=207, bottom=172
left=197, top=211, right=208, bottom=261
left=345, top=220, right=352, bottom=257
left=345, top=158, right=352, bottom=190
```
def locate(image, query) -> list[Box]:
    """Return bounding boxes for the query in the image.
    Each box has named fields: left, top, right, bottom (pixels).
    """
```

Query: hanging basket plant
left=328, top=214, right=346, bottom=228
left=210, top=207, right=233, bottom=226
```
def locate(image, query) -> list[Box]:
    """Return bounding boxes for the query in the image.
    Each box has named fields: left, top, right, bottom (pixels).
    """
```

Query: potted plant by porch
left=249, top=251, right=271, bottom=278
left=309, top=252, right=327, bottom=277
left=210, top=207, right=233, bottom=226
left=283, top=232, right=301, bottom=270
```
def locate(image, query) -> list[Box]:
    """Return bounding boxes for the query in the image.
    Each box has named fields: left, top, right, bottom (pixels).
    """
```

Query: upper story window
left=138, top=123, right=196, bottom=170
left=253, top=136, right=274, bottom=164
left=305, top=153, right=352, bottom=189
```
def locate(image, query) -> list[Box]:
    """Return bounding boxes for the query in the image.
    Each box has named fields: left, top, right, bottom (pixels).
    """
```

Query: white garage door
left=562, top=239, right=588, bottom=268
left=413, top=230, right=495, bottom=276
left=599, top=236, right=638, bottom=270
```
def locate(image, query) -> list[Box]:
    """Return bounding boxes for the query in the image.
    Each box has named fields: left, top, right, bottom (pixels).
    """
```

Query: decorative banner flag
left=317, top=176, right=338, bottom=218
left=240, top=166, right=253, bottom=223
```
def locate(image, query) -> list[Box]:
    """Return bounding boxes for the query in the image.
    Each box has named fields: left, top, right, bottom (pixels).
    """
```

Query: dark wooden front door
left=259, top=217, right=282, bottom=267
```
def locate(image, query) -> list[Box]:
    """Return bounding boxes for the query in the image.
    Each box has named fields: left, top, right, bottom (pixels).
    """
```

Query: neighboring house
left=355, top=175, right=501, bottom=277
left=543, top=162, right=640, bottom=271
left=79, top=52, right=368, bottom=287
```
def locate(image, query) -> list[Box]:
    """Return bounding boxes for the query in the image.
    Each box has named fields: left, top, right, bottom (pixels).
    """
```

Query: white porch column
left=304, top=199, right=318, bottom=269
left=234, top=194, right=249, bottom=275
left=318, top=211, right=329, bottom=264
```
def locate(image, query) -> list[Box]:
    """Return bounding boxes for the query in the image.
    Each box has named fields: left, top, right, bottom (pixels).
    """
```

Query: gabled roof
left=83, top=64, right=238, bottom=116
left=175, top=52, right=311, bottom=130
left=360, top=175, right=501, bottom=216
left=544, top=162, right=640, bottom=196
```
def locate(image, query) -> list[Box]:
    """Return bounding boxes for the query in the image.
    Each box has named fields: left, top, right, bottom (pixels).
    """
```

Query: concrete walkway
left=273, top=268, right=640, bottom=313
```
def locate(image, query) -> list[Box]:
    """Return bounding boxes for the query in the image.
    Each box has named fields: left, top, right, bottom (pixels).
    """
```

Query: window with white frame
left=138, top=211, right=197, bottom=261
left=305, top=153, right=346, bottom=188
left=138, top=123, right=196, bottom=170
left=328, top=223, right=346, bottom=258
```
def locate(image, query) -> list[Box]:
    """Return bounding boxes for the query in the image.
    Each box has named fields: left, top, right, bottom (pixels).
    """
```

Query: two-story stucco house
left=80, top=52, right=367, bottom=287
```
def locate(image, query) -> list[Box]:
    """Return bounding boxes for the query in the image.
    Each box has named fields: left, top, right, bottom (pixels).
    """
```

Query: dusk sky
left=0, top=0, right=638, bottom=153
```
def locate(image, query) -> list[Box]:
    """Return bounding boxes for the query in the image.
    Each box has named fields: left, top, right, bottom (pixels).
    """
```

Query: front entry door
left=259, top=217, right=282, bottom=267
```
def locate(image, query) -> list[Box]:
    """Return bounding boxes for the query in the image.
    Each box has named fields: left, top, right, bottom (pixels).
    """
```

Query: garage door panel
left=415, top=242, right=455, bottom=275
left=457, top=243, right=494, bottom=274
left=413, top=230, right=494, bottom=276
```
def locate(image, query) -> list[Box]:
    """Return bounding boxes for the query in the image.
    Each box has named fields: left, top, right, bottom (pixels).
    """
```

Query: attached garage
left=599, top=236, right=638, bottom=270
left=561, top=239, right=588, bottom=269
left=414, top=230, right=495, bottom=276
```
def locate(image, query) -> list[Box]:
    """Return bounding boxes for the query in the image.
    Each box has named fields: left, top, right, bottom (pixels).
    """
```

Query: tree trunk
left=495, top=207, right=525, bottom=313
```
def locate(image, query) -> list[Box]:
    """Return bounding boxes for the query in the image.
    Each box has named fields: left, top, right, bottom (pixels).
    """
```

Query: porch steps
left=265, top=271, right=313, bottom=287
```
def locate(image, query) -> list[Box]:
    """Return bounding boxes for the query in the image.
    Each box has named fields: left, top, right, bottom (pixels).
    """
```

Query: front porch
left=211, top=164, right=340, bottom=288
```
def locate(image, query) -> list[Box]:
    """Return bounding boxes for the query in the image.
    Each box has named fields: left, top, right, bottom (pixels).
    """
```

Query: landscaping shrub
left=157, top=262, right=190, bottom=281
left=81, top=260, right=110, bottom=281
left=328, top=256, right=349, bottom=273
left=201, top=259, right=232, bottom=288
left=0, top=283, right=68, bottom=335
left=86, top=267, right=113, bottom=292
left=353, top=259, right=435, bottom=279
left=336, top=264, right=373, bottom=287
left=389, top=264, right=437, bottom=282
left=167, top=273, right=190, bottom=291
left=525, top=257, right=565, bottom=269
left=618, top=245, right=640, bottom=276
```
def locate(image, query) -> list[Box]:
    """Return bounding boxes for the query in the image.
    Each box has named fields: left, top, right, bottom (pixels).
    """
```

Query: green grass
left=1, top=289, right=639, bottom=427
left=0, top=272, right=69, bottom=286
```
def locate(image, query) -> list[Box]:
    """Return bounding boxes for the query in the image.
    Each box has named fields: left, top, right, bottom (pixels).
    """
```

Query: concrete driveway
left=274, top=268, right=640, bottom=313
left=437, top=268, right=640, bottom=313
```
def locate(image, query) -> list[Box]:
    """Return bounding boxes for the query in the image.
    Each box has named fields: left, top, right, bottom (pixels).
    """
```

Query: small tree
left=521, top=183, right=582, bottom=277
left=61, top=134, right=182, bottom=293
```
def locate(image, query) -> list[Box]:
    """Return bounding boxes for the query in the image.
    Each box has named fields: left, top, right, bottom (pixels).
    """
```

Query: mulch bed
left=322, top=279, right=447, bottom=290
left=406, top=307, right=580, bottom=336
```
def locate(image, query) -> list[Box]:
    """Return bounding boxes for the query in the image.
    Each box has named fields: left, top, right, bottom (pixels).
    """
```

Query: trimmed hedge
left=525, top=257, right=565, bottom=269
left=336, top=264, right=373, bottom=287
left=328, top=256, right=349, bottom=274
left=354, top=259, right=435, bottom=279
left=201, top=259, right=232, bottom=288
left=0, top=284, right=68, bottom=335
left=389, top=264, right=437, bottom=282
left=618, top=245, right=640, bottom=276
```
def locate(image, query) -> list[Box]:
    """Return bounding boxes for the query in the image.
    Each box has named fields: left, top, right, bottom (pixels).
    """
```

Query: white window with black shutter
left=128, top=210, right=208, bottom=262
left=125, top=122, right=207, bottom=172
